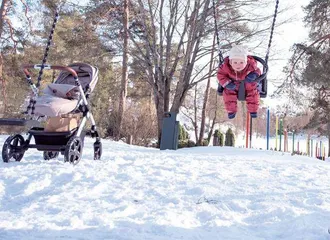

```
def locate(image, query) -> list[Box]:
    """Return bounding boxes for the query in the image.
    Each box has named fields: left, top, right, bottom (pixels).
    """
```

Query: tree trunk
left=0, top=0, right=8, bottom=112
left=327, top=120, right=330, bottom=157
left=170, top=0, right=211, bottom=113
left=0, top=0, right=7, bottom=38
left=207, top=114, right=216, bottom=144
left=197, top=33, right=216, bottom=146
left=194, top=85, right=198, bottom=142
left=116, top=0, right=129, bottom=140
left=207, top=93, right=218, bottom=144
left=164, top=77, right=170, bottom=113
left=155, top=94, right=165, bottom=146
left=0, top=52, right=5, bottom=113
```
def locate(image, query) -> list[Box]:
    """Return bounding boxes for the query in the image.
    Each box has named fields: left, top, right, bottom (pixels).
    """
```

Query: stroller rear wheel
left=93, top=140, right=102, bottom=160
left=64, top=136, right=83, bottom=165
left=43, top=151, right=59, bottom=160
left=2, top=134, right=26, bottom=163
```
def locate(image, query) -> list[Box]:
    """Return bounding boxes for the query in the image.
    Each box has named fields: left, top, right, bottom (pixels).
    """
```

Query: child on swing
left=217, top=45, right=261, bottom=119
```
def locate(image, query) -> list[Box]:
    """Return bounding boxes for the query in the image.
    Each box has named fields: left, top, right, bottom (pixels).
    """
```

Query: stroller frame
left=1, top=64, right=102, bottom=165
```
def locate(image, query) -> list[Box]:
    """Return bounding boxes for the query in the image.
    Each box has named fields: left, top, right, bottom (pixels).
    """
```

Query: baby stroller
left=0, top=63, right=102, bottom=165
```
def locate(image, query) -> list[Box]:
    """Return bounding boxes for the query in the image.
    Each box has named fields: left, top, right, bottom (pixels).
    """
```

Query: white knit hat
left=229, top=45, right=248, bottom=61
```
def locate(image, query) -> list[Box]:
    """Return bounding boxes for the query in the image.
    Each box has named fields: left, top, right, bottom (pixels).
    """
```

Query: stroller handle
left=22, top=64, right=78, bottom=78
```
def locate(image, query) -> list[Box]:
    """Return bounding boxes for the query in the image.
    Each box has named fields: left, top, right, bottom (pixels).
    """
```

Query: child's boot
left=250, top=112, right=257, bottom=118
left=228, top=112, right=236, bottom=119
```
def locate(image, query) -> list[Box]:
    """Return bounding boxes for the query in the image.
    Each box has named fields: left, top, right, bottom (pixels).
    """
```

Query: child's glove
left=245, top=72, right=259, bottom=83
left=225, top=81, right=236, bottom=90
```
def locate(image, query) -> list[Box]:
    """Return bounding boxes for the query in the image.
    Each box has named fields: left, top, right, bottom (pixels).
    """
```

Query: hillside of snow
left=0, top=136, right=330, bottom=240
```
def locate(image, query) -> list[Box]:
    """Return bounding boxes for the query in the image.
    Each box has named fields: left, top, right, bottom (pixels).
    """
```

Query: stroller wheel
left=43, top=151, right=59, bottom=160
left=64, top=136, right=83, bottom=165
left=2, top=134, right=25, bottom=163
left=93, top=140, right=102, bottom=160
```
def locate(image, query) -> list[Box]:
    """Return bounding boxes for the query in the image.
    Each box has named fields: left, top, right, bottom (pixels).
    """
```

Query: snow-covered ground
left=0, top=135, right=330, bottom=240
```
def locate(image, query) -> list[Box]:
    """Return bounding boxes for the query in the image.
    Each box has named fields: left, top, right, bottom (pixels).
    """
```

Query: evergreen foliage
left=281, top=0, right=330, bottom=156
left=178, top=123, right=196, bottom=148
left=225, top=128, right=235, bottom=147
left=216, top=130, right=225, bottom=146
left=178, top=123, right=194, bottom=148
left=219, top=132, right=224, bottom=147
left=213, top=129, right=224, bottom=146
left=202, top=139, right=209, bottom=146
left=178, top=123, right=189, bottom=140
left=178, top=140, right=196, bottom=148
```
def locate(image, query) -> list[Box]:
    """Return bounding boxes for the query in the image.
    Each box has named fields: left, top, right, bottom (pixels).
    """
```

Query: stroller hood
left=33, top=63, right=99, bottom=117
left=55, top=63, right=99, bottom=92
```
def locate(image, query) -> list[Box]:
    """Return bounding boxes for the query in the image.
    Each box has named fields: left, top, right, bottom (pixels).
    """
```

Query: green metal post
left=292, top=130, right=295, bottom=153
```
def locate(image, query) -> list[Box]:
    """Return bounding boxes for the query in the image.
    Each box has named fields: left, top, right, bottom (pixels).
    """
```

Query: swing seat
left=217, top=56, right=268, bottom=100
left=217, top=79, right=267, bottom=98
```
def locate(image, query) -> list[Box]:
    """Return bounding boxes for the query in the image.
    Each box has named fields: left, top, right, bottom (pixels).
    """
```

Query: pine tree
left=286, top=0, right=330, bottom=156
left=225, top=128, right=235, bottom=147
left=213, top=129, right=224, bottom=146
left=178, top=123, right=188, bottom=140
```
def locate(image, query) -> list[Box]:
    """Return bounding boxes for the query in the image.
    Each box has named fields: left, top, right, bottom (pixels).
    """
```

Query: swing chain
left=212, top=0, right=279, bottom=66
left=212, top=0, right=279, bottom=99
left=265, top=0, right=279, bottom=65
left=212, top=0, right=224, bottom=66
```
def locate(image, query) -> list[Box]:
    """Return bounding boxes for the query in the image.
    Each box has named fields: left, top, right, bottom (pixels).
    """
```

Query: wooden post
left=284, top=129, right=287, bottom=152
left=297, top=141, right=300, bottom=153
left=306, top=134, right=310, bottom=156
left=266, top=108, right=270, bottom=150
left=275, top=117, right=278, bottom=150
left=246, top=113, right=250, bottom=148
left=292, top=130, right=295, bottom=153
left=249, top=115, right=252, bottom=148
left=311, top=139, right=313, bottom=158
left=127, top=135, right=133, bottom=145
left=279, top=119, right=283, bottom=151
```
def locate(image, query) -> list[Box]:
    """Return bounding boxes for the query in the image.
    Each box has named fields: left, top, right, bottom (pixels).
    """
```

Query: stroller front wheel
left=64, top=136, right=83, bottom=165
left=43, top=151, right=59, bottom=160
left=93, top=140, right=102, bottom=160
left=2, top=134, right=26, bottom=163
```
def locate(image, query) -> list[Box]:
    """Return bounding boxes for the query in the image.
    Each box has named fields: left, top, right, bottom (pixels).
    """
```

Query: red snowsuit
left=217, top=56, right=261, bottom=113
